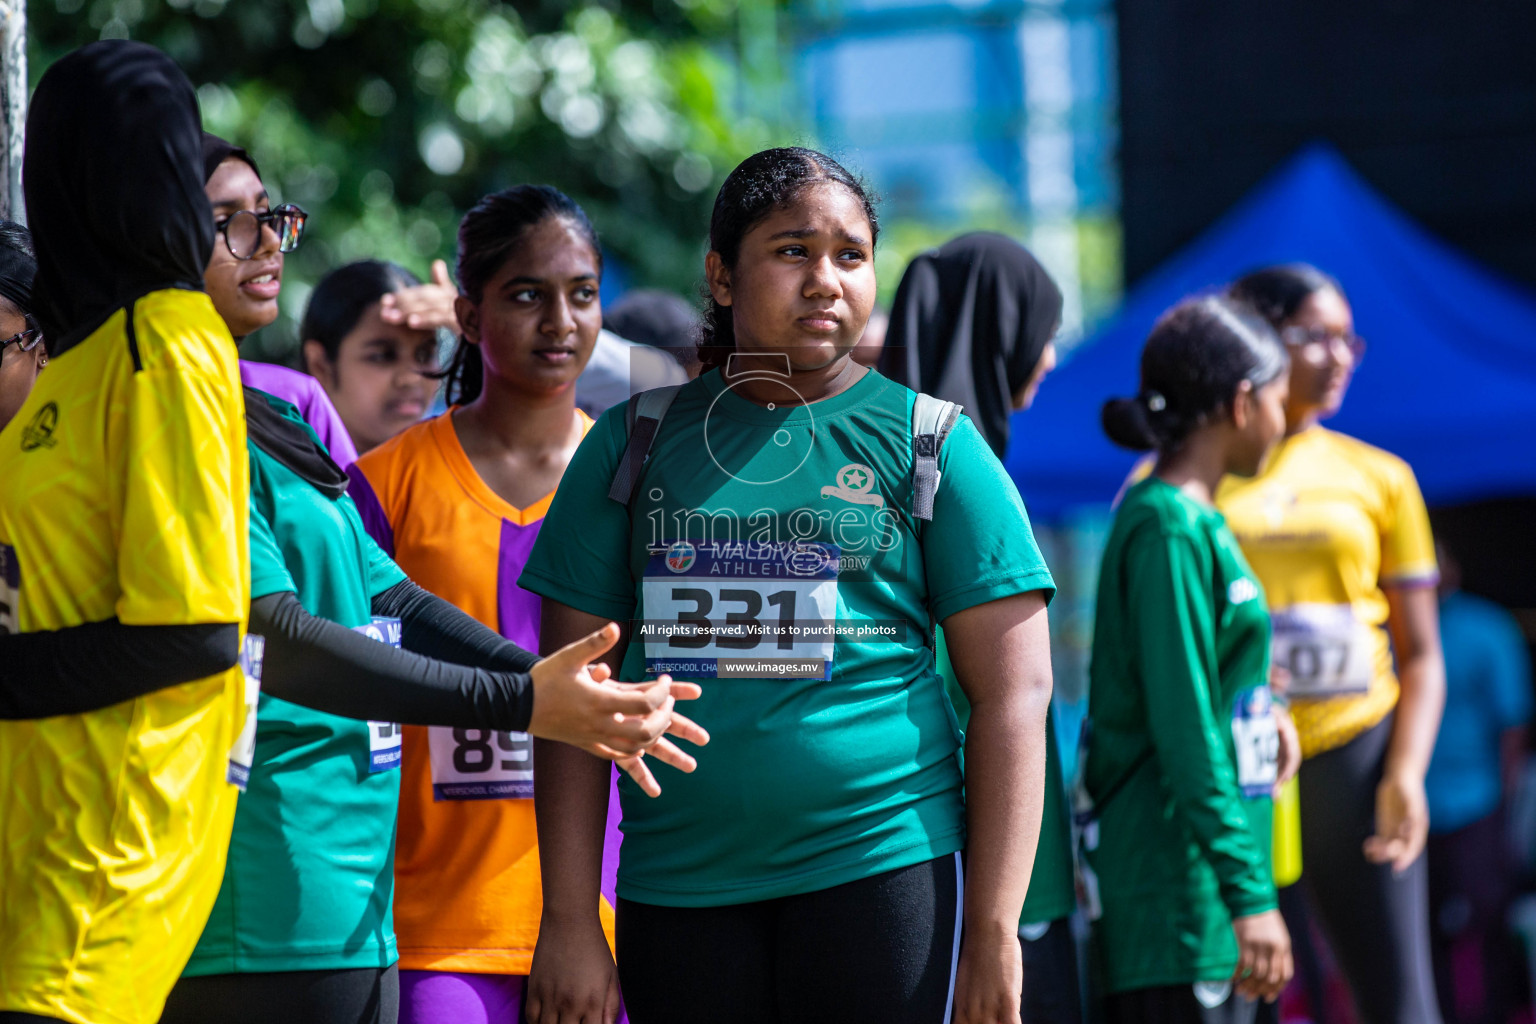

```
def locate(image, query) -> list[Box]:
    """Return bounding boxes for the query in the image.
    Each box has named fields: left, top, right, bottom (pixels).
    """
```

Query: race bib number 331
left=641, top=541, right=838, bottom=681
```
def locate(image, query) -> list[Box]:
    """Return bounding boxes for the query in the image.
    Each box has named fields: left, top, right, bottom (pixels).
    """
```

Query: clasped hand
left=527, top=621, right=709, bottom=796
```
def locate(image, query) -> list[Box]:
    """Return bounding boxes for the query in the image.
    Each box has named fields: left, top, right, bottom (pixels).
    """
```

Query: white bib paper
left=1270, top=603, right=1374, bottom=698
left=427, top=726, right=534, bottom=801
left=0, top=542, right=19, bottom=635
left=1231, top=685, right=1279, bottom=797
left=353, top=617, right=403, bottom=772
left=227, top=634, right=264, bottom=790
left=640, top=541, right=839, bottom=681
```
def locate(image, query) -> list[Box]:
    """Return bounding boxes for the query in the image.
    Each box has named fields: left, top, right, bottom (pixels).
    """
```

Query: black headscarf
left=201, top=132, right=262, bottom=185
left=24, top=40, right=213, bottom=356
left=244, top=387, right=350, bottom=500
left=0, top=220, right=35, bottom=317
left=880, top=232, right=1064, bottom=458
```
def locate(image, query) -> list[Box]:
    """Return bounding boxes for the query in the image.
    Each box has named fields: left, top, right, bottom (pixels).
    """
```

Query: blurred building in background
left=789, top=0, right=1121, bottom=339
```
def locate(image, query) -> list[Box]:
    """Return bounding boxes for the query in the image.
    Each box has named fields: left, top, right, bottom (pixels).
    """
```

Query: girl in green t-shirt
left=522, top=147, right=1058, bottom=1024
left=1087, top=295, right=1297, bottom=1023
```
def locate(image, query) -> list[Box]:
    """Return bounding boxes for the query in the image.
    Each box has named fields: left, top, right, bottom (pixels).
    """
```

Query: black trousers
left=1284, top=715, right=1442, bottom=1024
left=158, top=964, right=399, bottom=1024
left=616, top=852, right=963, bottom=1024
left=1101, top=984, right=1259, bottom=1024
left=1021, top=916, right=1084, bottom=1024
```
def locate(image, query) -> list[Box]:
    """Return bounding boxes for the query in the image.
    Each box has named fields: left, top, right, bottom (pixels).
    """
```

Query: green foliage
left=28, top=0, right=773, bottom=360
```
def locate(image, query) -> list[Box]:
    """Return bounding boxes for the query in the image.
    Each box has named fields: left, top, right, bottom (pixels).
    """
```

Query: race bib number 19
left=227, top=634, right=264, bottom=791
left=640, top=540, right=839, bottom=681
left=353, top=617, right=404, bottom=773
left=1231, top=685, right=1279, bottom=798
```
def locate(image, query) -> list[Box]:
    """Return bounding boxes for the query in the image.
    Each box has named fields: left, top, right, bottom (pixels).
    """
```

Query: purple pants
left=400, top=971, right=525, bottom=1024
left=398, top=770, right=631, bottom=1024
left=400, top=971, right=629, bottom=1024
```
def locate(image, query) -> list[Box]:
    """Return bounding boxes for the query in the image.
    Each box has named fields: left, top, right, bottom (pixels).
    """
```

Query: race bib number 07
left=1270, top=603, right=1374, bottom=699
left=640, top=540, right=838, bottom=681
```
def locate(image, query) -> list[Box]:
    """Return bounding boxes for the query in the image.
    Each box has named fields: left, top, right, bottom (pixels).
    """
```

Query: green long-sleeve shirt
left=1086, top=478, right=1277, bottom=993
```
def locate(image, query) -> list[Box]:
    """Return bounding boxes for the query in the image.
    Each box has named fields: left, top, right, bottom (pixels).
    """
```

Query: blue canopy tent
left=1004, top=144, right=1536, bottom=520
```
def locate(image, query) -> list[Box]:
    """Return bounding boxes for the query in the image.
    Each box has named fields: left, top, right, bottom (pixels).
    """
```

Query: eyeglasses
left=1281, top=325, right=1366, bottom=365
left=216, top=203, right=308, bottom=261
left=0, top=324, right=42, bottom=355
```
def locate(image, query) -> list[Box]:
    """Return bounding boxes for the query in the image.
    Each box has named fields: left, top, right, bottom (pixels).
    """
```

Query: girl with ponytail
left=1087, top=295, right=1297, bottom=1023
left=347, top=186, right=677, bottom=1024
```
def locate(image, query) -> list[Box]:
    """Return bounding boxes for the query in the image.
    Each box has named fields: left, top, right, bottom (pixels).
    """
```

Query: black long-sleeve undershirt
left=0, top=580, right=539, bottom=729
left=250, top=584, right=535, bottom=731
left=370, top=579, right=539, bottom=675
left=0, top=620, right=240, bottom=719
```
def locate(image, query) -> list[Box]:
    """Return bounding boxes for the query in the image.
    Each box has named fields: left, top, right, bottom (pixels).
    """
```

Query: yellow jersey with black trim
left=0, top=289, right=250, bottom=1024
left=1216, top=427, right=1437, bottom=757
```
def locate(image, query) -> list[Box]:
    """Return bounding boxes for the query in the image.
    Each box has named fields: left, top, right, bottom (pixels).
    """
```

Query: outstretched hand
left=527, top=622, right=708, bottom=796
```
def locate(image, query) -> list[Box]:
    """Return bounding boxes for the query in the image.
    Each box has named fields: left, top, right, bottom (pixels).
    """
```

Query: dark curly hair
left=699, top=147, right=878, bottom=373
left=1101, top=294, right=1287, bottom=453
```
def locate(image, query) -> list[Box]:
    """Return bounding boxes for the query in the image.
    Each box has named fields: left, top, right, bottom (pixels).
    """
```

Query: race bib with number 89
left=427, top=726, right=533, bottom=801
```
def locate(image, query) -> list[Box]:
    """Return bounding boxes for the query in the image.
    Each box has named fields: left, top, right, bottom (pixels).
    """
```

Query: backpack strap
left=607, top=384, right=685, bottom=506
left=911, top=393, right=962, bottom=521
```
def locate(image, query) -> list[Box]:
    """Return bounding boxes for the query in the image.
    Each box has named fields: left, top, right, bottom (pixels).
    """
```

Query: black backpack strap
left=607, top=384, right=684, bottom=507
left=911, top=393, right=962, bottom=521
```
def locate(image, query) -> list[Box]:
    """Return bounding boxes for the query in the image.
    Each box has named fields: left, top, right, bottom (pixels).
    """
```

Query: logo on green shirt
left=821, top=463, right=885, bottom=509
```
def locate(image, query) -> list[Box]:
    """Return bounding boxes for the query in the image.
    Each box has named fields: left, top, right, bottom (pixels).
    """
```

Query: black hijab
left=201, top=132, right=262, bottom=184
left=880, top=232, right=1063, bottom=458
left=24, top=40, right=213, bottom=356
left=244, top=387, right=350, bottom=501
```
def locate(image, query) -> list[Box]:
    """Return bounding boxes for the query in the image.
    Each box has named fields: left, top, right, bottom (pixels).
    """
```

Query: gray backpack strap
left=911, top=393, right=962, bottom=521
left=607, top=384, right=685, bottom=506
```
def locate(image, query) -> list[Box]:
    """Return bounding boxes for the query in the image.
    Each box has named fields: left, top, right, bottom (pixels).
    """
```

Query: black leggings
left=158, top=964, right=399, bottom=1024
left=1287, top=714, right=1441, bottom=1024
left=616, top=852, right=963, bottom=1024
left=1101, top=984, right=1258, bottom=1024
left=1021, top=917, right=1083, bottom=1024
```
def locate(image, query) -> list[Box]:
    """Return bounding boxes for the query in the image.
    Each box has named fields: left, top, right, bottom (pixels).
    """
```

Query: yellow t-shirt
left=1216, top=427, right=1437, bottom=757
left=0, top=290, right=250, bottom=1024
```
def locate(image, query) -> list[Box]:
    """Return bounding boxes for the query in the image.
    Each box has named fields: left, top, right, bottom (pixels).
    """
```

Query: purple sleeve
left=239, top=360, right=359, bottom=469
left=346, top=464, right=396, bottom=559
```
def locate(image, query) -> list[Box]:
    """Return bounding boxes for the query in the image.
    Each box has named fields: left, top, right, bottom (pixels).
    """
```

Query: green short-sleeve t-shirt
left=520, top=368, right=1054, bottom=907
left=1086, top=478, right=1277, bottom=993
left=186, top=392, right=407, bottom=976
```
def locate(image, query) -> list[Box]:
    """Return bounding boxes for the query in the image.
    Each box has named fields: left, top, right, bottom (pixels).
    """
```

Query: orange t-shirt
left=349, top=408, right=611, bottom=974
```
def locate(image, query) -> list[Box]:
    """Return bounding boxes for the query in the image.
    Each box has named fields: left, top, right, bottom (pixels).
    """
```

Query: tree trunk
left=0, top=0, right=25, bottom=223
